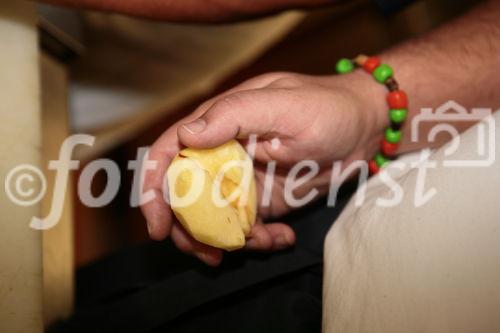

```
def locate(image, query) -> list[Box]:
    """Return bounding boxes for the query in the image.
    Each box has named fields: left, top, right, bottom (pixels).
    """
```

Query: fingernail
left=245, top=238, right=259, bottom=249
left=182, top=119, right=206, bottom=134
left=195, top=251, right=207, bottom=262
left=196, top=252, right=221, bottom=267
left=274, top=235, right=292, bottom=250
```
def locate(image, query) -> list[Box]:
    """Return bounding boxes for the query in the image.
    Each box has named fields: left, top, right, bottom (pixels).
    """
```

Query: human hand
left=141, top=71, right=387, bottom=266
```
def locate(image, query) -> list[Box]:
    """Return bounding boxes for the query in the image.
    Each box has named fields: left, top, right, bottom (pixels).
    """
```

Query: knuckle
left=196, top=99, right=215, bottom=113
left=248, top=71, right=299, bottom=87
left=254, top=71, right=290, bottom=82
left=270, top=74, right=303, bottom=88
left=211, top=92, right=247, bottom=118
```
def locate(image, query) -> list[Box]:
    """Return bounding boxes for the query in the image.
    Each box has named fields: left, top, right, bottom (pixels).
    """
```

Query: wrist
left=353, top=70, right=390, bottom=138
left=334, top=55, right=412, bottom=172
left=341, top=70, right=390, bottom=160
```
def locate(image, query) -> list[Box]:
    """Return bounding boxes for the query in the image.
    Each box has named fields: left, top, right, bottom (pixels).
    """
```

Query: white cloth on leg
left=323, top=111, right=500, bottom=333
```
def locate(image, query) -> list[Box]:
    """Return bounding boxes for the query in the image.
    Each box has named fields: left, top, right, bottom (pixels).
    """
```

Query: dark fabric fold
left=52, top=186, right=354, bottom=333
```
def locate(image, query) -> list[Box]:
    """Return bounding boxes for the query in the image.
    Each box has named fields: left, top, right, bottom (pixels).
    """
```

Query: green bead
left=375, top=153, right=389, bottom=168
left=385, top=128, right=402, bottom=143
left=336, top=58, right=354, bottom=74
left=389, top=109, right=408, bottom=123
left=373, top=64, right=393, bottom=83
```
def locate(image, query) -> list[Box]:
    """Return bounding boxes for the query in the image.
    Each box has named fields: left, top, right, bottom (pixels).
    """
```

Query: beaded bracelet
left=335, top=55, right=408, bottom=174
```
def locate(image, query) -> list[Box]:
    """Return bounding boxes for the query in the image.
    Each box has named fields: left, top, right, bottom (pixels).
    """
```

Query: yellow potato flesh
left=167, top=140, right=257, bottom=251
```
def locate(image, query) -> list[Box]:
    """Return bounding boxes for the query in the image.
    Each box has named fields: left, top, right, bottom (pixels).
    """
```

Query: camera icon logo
left=411, top=100, right=496, bottom=167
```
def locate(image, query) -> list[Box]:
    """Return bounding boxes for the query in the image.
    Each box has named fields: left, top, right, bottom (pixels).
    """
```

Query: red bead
left=363, top=57, right=381, bottom=73
left=381, top=139, right=399, bottom=156
left=387, top=90, right=408, bottom=109
left=368, top=159, right=380, bottom=174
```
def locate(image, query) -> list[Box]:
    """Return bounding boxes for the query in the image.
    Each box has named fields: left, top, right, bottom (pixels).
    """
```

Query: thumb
left=178, top=90, right=280, bottom=149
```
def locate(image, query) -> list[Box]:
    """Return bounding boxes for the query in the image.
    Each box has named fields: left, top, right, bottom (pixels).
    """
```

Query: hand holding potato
left=141, top=71, right=387, bottom=266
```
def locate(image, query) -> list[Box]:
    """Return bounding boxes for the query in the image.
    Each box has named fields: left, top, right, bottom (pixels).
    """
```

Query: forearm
left=39, top=0, right=332, bottom=22
left=378, top=0, right=500, bottom=153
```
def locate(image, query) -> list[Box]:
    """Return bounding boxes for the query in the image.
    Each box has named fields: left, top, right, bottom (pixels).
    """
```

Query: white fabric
left=323, top=111, right=500, bottom=333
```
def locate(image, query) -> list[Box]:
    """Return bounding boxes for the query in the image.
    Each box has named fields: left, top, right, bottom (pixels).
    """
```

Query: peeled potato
left=167, top=140, right=257, bottom=251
